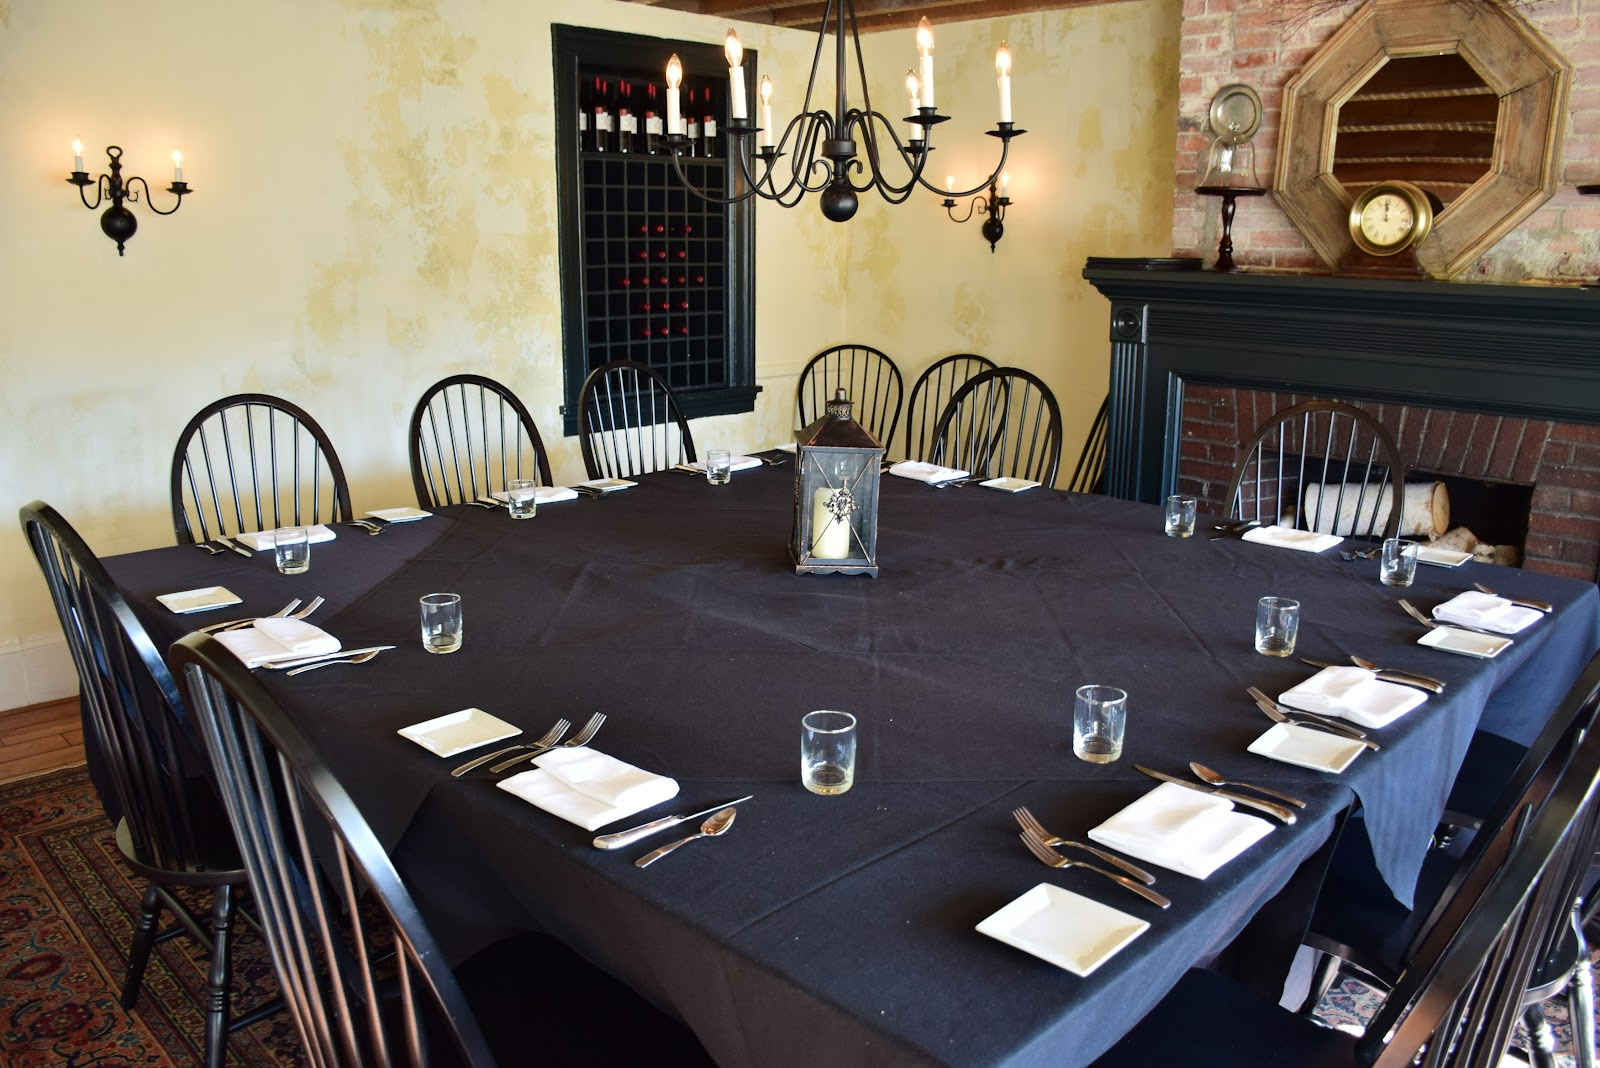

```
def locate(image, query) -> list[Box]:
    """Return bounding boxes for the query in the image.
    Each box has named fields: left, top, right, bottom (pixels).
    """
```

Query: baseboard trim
left=0, top=634, right=77, bottom=712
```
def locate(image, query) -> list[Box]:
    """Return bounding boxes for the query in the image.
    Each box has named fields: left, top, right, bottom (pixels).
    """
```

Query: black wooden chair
left=21, top=501, right=269, bottom=1068
left=1066, top=396, right=1109, bottom=494
left=1092, top=654, right=1600, bottom=1067
left=577, top=360, right=697, bottom=479
left=170, top=393, right=353, bottom=544
left=930, top=367, right=1063, bottom=484
left=903, top=353, right=996, bottom=462
left=408, top=374, right=552, bottom=509
left=172, top=631, right=713, bottom=1067
left=796, top=344, right=903, bottom=448
left=1225, top=399, right=1406, bottom=539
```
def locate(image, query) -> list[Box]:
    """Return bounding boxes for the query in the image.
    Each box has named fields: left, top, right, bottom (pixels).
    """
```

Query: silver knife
left=261, top=645, right=396, bottom=670
left=592, top=796, right=754, bottom=850
left=1134, top=765, right=1296, bottom=824
left=216, top=535, right=254, bottom=558
left=1299, top=657, right=1443, bottom=694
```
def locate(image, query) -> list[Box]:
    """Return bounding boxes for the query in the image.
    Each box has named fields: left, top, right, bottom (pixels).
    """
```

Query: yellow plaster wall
left=0, top=0, right=1180, bottom=695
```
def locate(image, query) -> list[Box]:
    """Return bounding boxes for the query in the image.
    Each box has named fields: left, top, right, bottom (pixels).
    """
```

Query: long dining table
left=105, top=462, right=1600, bottom=1067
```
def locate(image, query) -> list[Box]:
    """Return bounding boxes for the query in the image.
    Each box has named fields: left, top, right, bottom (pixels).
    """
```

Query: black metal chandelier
left=661, top=1, right=1022, bottom=223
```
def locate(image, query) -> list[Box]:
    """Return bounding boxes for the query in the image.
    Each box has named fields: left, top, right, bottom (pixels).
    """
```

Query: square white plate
left=1416, top=546, right=1473, bottom=568
left=981, top=476, right=1040, bottom=493
left=397, top=708, right=521, bottom=758
left=367, top=507, right=432, bottom=522
left=976, top=883, right=1149, bottom=977
left=156, top=586, right=243, bottom=614
left=577, top=478, right=637, bottom=492
left=1247, top=722, right=1365, bottom=773
left=1418, top=627, right=1512, bottom=658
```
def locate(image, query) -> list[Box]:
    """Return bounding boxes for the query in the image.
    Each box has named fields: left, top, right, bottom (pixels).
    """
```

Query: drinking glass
left=1073, top=685, right=1126, bottom=763
left=1255, top=596, right=1299, bottom=657
left=1164, top=495, right=1197, bottom=538
left=706, top=449, right=733, bottom=485
left=1380, top=538, right=1418, bottom=587
left=506, top=479, right=538, bottom=520
left=273, top=527, right=310, bottom=575
left=420, top=593, right=463, bottom=654
left=801, top=710, right=856, bottom=795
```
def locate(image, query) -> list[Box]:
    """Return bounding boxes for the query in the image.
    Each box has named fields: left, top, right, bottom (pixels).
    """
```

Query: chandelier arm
left=845, top=111, right=928, bottom=200
left=915, top=136, right=1015, bottom=200
left=128, top=175, right=188, bottom=216
left=665, top=146, right=763, bottom=206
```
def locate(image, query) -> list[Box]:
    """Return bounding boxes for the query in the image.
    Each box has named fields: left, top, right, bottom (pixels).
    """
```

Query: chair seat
left=1090, top=968, right=1357, bottom=1067
left=114, top=817, right=246, bottom=886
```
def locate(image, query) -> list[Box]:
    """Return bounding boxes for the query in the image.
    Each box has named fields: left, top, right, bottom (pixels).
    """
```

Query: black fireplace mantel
left=1083, top=266, right=1600, bottom=505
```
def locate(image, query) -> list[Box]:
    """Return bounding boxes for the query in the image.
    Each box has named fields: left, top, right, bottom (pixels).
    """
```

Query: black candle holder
left=68, top=145, right=192, bottom=256
left=1196, top=185, right=1267, bottom=272
left=944, top=178, right=1011, bottom=253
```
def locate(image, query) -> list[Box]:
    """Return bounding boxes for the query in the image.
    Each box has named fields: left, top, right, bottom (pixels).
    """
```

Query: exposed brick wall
left=1178, top=386, right=1600, bottom=580
left=1173, top=0, right=1600, bottom=283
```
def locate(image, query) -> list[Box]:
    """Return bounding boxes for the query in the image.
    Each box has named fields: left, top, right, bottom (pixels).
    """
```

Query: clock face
left=1359, top=193, right=1415, bottom=248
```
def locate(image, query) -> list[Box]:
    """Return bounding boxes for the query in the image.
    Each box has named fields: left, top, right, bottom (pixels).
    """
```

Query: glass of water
left=1073, top=685, right=1126, bottom=763
left=1164, top=495, right=1197, bottom=538
left=506, top=479, right=538, bottom=520
left=1255, top=596, right=1300, bottom=657
left=706, top=449, right=733, bottom=485
left=273, top=527, right=310, bottom=575
left=1380, top=538, right=1418, bottom=587
left=801, top=710, right=856, bottom=795
left=419, top=593, right=463, bottom=654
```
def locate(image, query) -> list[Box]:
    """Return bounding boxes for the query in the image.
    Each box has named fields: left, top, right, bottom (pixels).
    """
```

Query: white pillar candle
left=666, top=54, right=683, bottom=135
left=904, top=70, right=920, bottom=141
left=996, top=43, right=1013, bottom=124
left=759, top=75, right=774, bottom=149
left=916, top=18, right=935, bottom=110
left=810, top=488, right=853, bottom=560
left=72, top=138, right=84, bottom=172
left=725, top=29, right=748, bottom=121
left=172, top=149, right=183, bottom=182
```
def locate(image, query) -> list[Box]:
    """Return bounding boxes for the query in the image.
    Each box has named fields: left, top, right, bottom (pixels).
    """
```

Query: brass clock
left=1348, top=181, right=1434, bottom=257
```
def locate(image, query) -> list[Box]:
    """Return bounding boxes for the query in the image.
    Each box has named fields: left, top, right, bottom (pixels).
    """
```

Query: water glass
left=506, top=479, right=538, bottom=520
left=1073, top=685, right=1126, bottom=764
left=1380, top=538, right=1418, bottom=587
left=1255, top=596, right=1300, bottom=657
left=420, top=593, right=463, bottom=654
left=273, top=527, right=310, bottom=575
left=801, top=710, right=856, bottom=795
left=1164, top=495, right=1197, bottom=538
left=706, top=449, right=733, bottom=485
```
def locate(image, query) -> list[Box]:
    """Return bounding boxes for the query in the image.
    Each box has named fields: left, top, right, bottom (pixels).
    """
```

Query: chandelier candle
left=996, top=43, right=1013, bottom=123
left=905, top=70, right=921, bottom=143
left=758, top=76, right=773, bottom=149
left=916, top=17, right=935, bottom=109
left=725, top=29, right=747, bottom=120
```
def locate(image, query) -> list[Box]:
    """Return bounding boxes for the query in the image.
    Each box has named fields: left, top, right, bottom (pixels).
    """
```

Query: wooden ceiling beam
left=617, top=0, right=1128, bottom=34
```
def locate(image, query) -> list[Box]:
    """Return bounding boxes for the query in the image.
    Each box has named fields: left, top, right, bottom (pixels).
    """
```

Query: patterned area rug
left=0, top=766, right=304, bottom=1066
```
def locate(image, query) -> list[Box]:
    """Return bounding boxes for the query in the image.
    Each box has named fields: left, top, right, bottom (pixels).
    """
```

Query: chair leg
left=1522, top=1003, right=1558, bottom=1068
left=201, top=884, right=235, bottom=1068
left=120, top=881, right=164, bottom=1009
left=1571, top=957, right=1597, bottom=1068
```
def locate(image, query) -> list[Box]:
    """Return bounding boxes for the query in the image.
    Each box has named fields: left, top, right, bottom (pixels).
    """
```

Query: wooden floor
left=0, top=697, right=84, bottom=784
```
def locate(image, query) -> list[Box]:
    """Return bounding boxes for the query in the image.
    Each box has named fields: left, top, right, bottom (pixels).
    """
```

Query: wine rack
left=554, top=25, right=757, bottom=436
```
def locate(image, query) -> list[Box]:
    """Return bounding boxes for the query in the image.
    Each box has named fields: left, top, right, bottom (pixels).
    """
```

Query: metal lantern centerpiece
left=792, top=388, right=883, bottom=577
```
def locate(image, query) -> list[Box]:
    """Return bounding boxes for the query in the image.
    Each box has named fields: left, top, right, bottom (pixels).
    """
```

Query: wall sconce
left=67, top=143, right=192, bottom=256
left=944, top=173, right=1010, bottom=252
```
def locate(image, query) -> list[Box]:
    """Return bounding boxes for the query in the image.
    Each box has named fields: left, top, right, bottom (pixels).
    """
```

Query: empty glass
left=420, top=593, right=463, bottom=654
left=273, top=527, right=310, bottom=575
left=1380, top=538, right=1418, bottom=587
left=1164, top=495, right=1197, bottom=538
left=801, top=710, right=856, bottom=795
left=1074, top=685, right=1126, bottom=763
left=506, top=479, right=538, bottom=520
left=706, top=449, right=733, bottom=485
left=1255, top=596, right=1299, bottom=657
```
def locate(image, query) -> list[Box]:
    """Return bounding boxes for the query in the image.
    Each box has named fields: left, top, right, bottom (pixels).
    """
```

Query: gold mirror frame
left=1274, top=0, right=1570, bottom=279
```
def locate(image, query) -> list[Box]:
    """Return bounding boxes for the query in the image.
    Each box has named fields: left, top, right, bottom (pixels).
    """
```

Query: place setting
left=347, top=506, right=433, bottom=535
left=1396, top=590, right=1544, bottom=658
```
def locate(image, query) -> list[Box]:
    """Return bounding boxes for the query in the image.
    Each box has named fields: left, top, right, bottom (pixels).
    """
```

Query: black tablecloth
left=105, top=470, right=1600, bottom=1067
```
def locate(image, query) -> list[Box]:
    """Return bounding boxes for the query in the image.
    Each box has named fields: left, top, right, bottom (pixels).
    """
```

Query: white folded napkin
left=689, top=456, right=763, bottom=473
left=1278, top=666, right=1426, bottom=728
left=888, top=460, right=969, bottom=484
left=1087, top=782, right=1274, bottom=879
left=496, top=746, right=679, bottom=831
left=1239, top=524, right=1343, bottom=554
left=214, top=618, right=341, bottom=668
left=234, top=524, right=338, bottom=551
left=1433, top=591, right=1542, bottom=635
left=491, top=486, right=580, bottom=504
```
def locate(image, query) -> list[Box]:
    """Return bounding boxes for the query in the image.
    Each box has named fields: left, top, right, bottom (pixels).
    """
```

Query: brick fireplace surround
left=1083, top=268, right=1600, bottom=583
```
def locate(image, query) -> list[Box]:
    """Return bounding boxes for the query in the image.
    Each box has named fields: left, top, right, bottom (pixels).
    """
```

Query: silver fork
left=346, top=519, right=386, bottom=535
left=1011, top=807, right=1156, bottom=884
left=1398, top=598, right=1500, bottom=636
left=450, top=718, right=572, bottom=777
left=468, top=495, right=501, bottom=509
left=192, top=541, right=225, bottom=555
left=204, top=596, right=325, bottom=634
left=1247, top=688, right=1381, bottom=751
left=197, top=599, right=303, bottom=635
left=489, top=712, right=607, bottom=773
left=1244, top=686, right=1369, bottom=739
left=285, top=648, right=387, bottom=676
left=1018, top=835, right=1171, bottom=909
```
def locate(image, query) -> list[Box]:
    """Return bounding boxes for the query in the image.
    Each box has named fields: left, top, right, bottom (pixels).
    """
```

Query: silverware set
left=1012, top=809, right=1171, bottom=909
left=1473, top=582, right=1552, bottom=614
left=1298, top=656, right=1444, bottom=694
left=1135, top=764, right=1299, bottom=822
left=1246, top=687, right=1380, bottom=751
left=197, top=596, right=325, bottom=635
left=192, top=534, right=253, bottom=557
left=448, top=712, right=606, bottom=777
left=264, top=646, right=396, bottom=673
left=1208, top=519, right=1258, bottom=540
left=1397, top=598, right=1499, bottom=636
left=346, top=517, right=390, bottom=535
left=490, top=713, right=607, bottom=772
left=634, top=807, right=738, bottom=868
left=1338, top=546, right=1381, bottom=561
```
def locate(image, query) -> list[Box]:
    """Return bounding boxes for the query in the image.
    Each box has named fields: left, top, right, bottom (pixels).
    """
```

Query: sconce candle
left=758, top=75, right=774, bottom=149
left=724, top=30, right=747, bottom=120
left=72, top=138, right=85, bottom=173
left=172, top=149, right=183, bottom=183
left=665, top=54, right=683, bottom=135
left=996, top=43, right=1013, bottom=124
left=915, top=18, right=935, bottom=110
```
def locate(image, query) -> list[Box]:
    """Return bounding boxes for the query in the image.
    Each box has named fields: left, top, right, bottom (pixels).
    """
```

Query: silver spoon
left=285, top=648, right=387, bottom=676
left=1473, top=582, right=1552, bottom=614
left=1189, top=762, right=1307, bottom=808
left=634, top=807, right=737, bottom=868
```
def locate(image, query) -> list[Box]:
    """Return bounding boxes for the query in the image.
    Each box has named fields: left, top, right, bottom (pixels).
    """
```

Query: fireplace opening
left=1414, top=471, right=1533, bottom=567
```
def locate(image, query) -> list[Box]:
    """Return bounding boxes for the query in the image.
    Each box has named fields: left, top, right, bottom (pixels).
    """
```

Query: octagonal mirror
left=1275, top=0, right=1570, bottom=279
